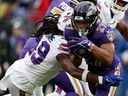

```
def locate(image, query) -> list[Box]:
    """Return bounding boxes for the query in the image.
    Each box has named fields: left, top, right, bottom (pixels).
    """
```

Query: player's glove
left=68, top=36, right=92, bottom=52
left=99, top=74, right=123, bottom=87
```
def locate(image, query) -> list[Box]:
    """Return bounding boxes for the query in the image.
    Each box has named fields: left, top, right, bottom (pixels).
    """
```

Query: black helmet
left=73, top=1, right=98, bottom=24
left=72, top=1, right=99, bottom=35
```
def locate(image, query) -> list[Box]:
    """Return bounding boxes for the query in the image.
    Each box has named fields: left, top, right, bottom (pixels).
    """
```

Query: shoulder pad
left=97, top=22, right=114, bottom=42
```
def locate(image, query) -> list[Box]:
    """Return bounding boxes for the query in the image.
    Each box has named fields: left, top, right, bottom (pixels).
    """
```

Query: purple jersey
left=64, top=20, right=121, bottom=76
left=64, top=20, right=122, bottom=96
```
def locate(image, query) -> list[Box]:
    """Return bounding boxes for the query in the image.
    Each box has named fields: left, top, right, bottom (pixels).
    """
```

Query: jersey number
left=31, top=41, right=50, bottom=64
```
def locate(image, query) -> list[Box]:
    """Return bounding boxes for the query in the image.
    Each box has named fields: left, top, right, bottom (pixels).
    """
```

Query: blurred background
left=0, top=0, right=127, bottom=96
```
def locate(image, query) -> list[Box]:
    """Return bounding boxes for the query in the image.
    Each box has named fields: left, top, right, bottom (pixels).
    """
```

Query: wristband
left=98, top=76, right=103, bottom=84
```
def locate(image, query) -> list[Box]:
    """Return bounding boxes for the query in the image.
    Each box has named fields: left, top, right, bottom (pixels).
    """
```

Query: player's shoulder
left=41, top=35, right=67, bottom=47
left=95, top=21, right=114, bottom=42
left=96, top=20, right=113, bottom=33
left=44, top=35, right=69, bottom=55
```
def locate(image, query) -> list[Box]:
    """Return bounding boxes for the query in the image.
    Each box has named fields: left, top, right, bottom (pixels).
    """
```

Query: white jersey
left=57, top=6, right=73, bottom=31
left=97, top=0, right=125, bottom=28
left=3, top=35, right=68, bottom=93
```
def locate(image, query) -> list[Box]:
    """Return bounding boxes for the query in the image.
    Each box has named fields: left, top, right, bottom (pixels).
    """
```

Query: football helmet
left=71, top=1, right=99, bottom=35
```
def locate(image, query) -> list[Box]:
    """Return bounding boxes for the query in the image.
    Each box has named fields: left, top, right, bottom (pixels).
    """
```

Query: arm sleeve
left=19, top=37, right=39, bottom=58
left=96, top=25, right=114, bottom=45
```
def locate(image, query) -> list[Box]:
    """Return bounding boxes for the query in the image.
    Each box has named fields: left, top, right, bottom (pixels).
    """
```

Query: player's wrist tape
left=82, top=69, right=88, bottom=82
left=98, top=76, right=103, bottom=84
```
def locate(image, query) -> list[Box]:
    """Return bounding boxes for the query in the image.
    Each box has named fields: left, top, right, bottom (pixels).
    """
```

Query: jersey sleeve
left=95, top=24, right=114, bottom=45
left=19, top=37, right=39, bottom=58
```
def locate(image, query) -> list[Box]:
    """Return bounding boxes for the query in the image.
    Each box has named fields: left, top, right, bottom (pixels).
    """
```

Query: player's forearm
left=56, top=53, right=101, bottom=83
left=70, top=53, right=82, bottom=67
left=68, top=67, right=84, bottom=80
left=61, top=64, right=100, bottom=84
left=90, top=44, right=113, bottom=65
left=64, top=66, right=101, bottom=84
left=56, top=53, right=83, bottom=79
left=117, top=20, right=128, bottom=40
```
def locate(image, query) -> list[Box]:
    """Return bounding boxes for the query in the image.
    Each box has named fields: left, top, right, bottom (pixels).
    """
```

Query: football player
left=40, top=0, right=127, bottom=95
left=64, top=1, right=123, bottom=96
left=31, top=0, right=127, bottom=95
left=22, top=15, right=123, bottom=96
left=58, top=0, right=128, bottom=40
left=0, top=15, right=122, bottom=96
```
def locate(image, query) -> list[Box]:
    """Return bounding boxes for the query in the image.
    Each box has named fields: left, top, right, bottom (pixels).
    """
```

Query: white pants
left=0, top=76, right=31, bottom=96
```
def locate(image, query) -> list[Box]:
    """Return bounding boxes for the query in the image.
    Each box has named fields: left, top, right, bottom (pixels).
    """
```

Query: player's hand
left=102, top=74, right=123, bottom=87
left=68, top=36, right=92, bottom=52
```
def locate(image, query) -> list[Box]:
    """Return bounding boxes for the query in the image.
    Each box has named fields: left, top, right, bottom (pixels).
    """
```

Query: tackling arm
left=56, top=53, right=122, bottom=86
left=56, top=53, right=101, bottom=84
